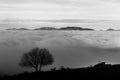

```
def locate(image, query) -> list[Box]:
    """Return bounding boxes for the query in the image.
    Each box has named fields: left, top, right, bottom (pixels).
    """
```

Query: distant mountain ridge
left=6, top=28, right=29, bottom=30
left=6, top=27, right=94, bottom=31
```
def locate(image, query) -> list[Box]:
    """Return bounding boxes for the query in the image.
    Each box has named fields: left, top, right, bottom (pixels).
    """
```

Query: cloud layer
left=0, top=0, right=120, bottom=20
left=0, top=31, right=120, bottom=74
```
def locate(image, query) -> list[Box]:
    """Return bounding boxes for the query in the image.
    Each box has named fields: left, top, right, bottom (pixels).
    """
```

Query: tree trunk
left=39, top=64, right=42, bottom=72
left=35, top=66, right=38, bottom=72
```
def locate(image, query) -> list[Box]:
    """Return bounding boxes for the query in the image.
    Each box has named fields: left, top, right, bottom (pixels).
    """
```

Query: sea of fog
left=0, top=30, right=120, bottom=75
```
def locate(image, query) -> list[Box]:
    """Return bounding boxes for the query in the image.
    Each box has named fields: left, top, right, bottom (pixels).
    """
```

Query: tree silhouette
left=19, top=47, right=54, bottom=72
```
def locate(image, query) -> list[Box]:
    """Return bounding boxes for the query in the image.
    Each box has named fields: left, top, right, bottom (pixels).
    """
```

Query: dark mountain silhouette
left=34, top=27, right=58, bottom=30
left=33, top=26, right=94, bottom=30
left=107, top=28, right=115, bottom=31
left=60, top=26, right=94, bottom=30
left=106, top=28, right=120, bottom=31
left=6, top=26, right=94, bottom=31
left=6, top=28, right=29, bottom=30
left=1, top=62, right=120, bottom=80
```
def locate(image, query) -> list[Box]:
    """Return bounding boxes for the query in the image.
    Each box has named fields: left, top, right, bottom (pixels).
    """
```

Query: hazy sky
left=1, top=0, right=120, bottom=20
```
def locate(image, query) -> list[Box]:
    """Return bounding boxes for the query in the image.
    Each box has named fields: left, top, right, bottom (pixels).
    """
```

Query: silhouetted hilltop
left=34, top=27, right=58, bottom=30
left=34, top=26, right=94, bottom=30
left=6, top=28, right=29, bottom=30
left=1, top=62, right=120, bottom=80
left=106, top=28, right=115, bottom=31
left=106, top=28, right=120, bottom=31
left=59, top=26, right=94, bottom=30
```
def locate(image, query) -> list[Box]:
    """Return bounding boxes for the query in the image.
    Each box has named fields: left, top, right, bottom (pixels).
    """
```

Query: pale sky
left=0, top=0, right=120, bottom=20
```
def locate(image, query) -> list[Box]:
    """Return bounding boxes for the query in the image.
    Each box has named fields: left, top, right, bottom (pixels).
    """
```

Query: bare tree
left=19, top=47, right=54, bottom=72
